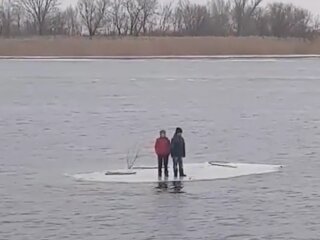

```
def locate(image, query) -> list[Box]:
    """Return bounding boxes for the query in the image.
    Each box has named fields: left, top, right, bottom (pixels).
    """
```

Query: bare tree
left=310, top=16, right=320, bottom=40
left=138, top=0, right=157, bottom=34
left=232, top=0, right=263, bottom=36
left=78, top=0, right=108, bottom=37
left=290, top=6, right=312, bottom=38
left=110, top=0, right=128, bottom=35
left=267, top=3, right=312, bottom=39
left=19, top=0, right=59, bottom=35
left=0, top=4, right=2, bottom=34
left=0, top=0, right=318, bottom=38
left=50, top=8, right=66, bottom=35
left=124, top=0, right=143, bottom=36
left=269, top=3, right=293, bottom=37
left=158, top=1, right=173, bottom=34
left=172, top=1, right=183, bottom=33
left=252, top=7, right=269, bottom=36
left=64, top=5, right=80, bottom=35
left=174, top=0, right=210, bottom=36
left=209, top=0, right=232, bottom=36
left=0, top=0, right=22, bottom=36
left=12, top=0, right=24, bottom=34
left=0, top=0, right=14, bottom=36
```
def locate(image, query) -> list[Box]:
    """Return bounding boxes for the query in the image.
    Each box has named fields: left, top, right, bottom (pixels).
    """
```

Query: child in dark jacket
left=171, top=127, right=186, bottom=178
left=155, top=130, right=171, bottom=178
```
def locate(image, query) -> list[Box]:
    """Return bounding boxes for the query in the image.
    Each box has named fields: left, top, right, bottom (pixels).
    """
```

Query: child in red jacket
left=155, top=130, right=171, bottom=178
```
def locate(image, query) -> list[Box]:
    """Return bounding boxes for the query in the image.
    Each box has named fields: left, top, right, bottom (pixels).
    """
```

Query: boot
left=174, top=169, right=178, bottom=178
left=179, top=169, right=186, bottom=177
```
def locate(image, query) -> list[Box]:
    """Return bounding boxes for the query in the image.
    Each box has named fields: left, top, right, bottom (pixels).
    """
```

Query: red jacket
left=155, top=137, right=171, bottom=156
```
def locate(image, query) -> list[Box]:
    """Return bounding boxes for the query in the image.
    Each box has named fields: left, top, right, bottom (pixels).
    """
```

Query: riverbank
left=0, top=36, right=320, bottom=56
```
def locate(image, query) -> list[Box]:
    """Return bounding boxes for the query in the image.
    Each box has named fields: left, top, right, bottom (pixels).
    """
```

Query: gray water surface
left=1, top=59, right=320, bottom=240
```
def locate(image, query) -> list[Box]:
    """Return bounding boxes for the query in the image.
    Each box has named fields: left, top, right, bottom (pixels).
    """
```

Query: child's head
left=160, top=130, right=166, bottom=137
left=175, top=127, right=183, bottom=136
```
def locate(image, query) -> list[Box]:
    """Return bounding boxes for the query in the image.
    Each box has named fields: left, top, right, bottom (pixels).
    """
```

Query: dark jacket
left=155, top=137, right=171, bottom=156
left=171, top=134, right=186, bottom=158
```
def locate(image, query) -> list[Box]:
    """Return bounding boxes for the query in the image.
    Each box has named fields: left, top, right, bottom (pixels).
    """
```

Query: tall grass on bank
left=0, top=37, right=320, bottom=56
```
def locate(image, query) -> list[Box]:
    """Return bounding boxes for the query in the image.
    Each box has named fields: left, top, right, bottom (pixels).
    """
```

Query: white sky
left=63, top=0, right=320, bottom=15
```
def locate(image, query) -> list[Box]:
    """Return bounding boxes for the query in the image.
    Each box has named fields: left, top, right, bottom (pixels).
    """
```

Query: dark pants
left=173, top=157, right=185, bottom=177
left=158, top=155, right=169, bottom=177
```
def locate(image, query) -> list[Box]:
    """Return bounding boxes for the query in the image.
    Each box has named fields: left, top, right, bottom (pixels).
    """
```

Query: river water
left=1, top=58, right=320, bottom=239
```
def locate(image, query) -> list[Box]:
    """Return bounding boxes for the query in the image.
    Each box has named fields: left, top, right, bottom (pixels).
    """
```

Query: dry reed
left=0, top=36, right=320, bottom=56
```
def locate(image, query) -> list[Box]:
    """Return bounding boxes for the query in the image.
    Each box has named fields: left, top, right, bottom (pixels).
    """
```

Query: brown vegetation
left=0, top=36, right=320, bottom=56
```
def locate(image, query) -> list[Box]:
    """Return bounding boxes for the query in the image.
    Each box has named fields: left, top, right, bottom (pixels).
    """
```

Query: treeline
left=0, top=0, right=319, bottom=39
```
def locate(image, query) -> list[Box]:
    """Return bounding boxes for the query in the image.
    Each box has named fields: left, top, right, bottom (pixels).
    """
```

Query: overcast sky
left=63, top=0, right=320, bottom=14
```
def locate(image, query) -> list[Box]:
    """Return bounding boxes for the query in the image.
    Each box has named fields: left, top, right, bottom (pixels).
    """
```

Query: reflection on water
left=171, top=181, right=184, bottom=193
left=156, top=181, right=184, bottom=193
